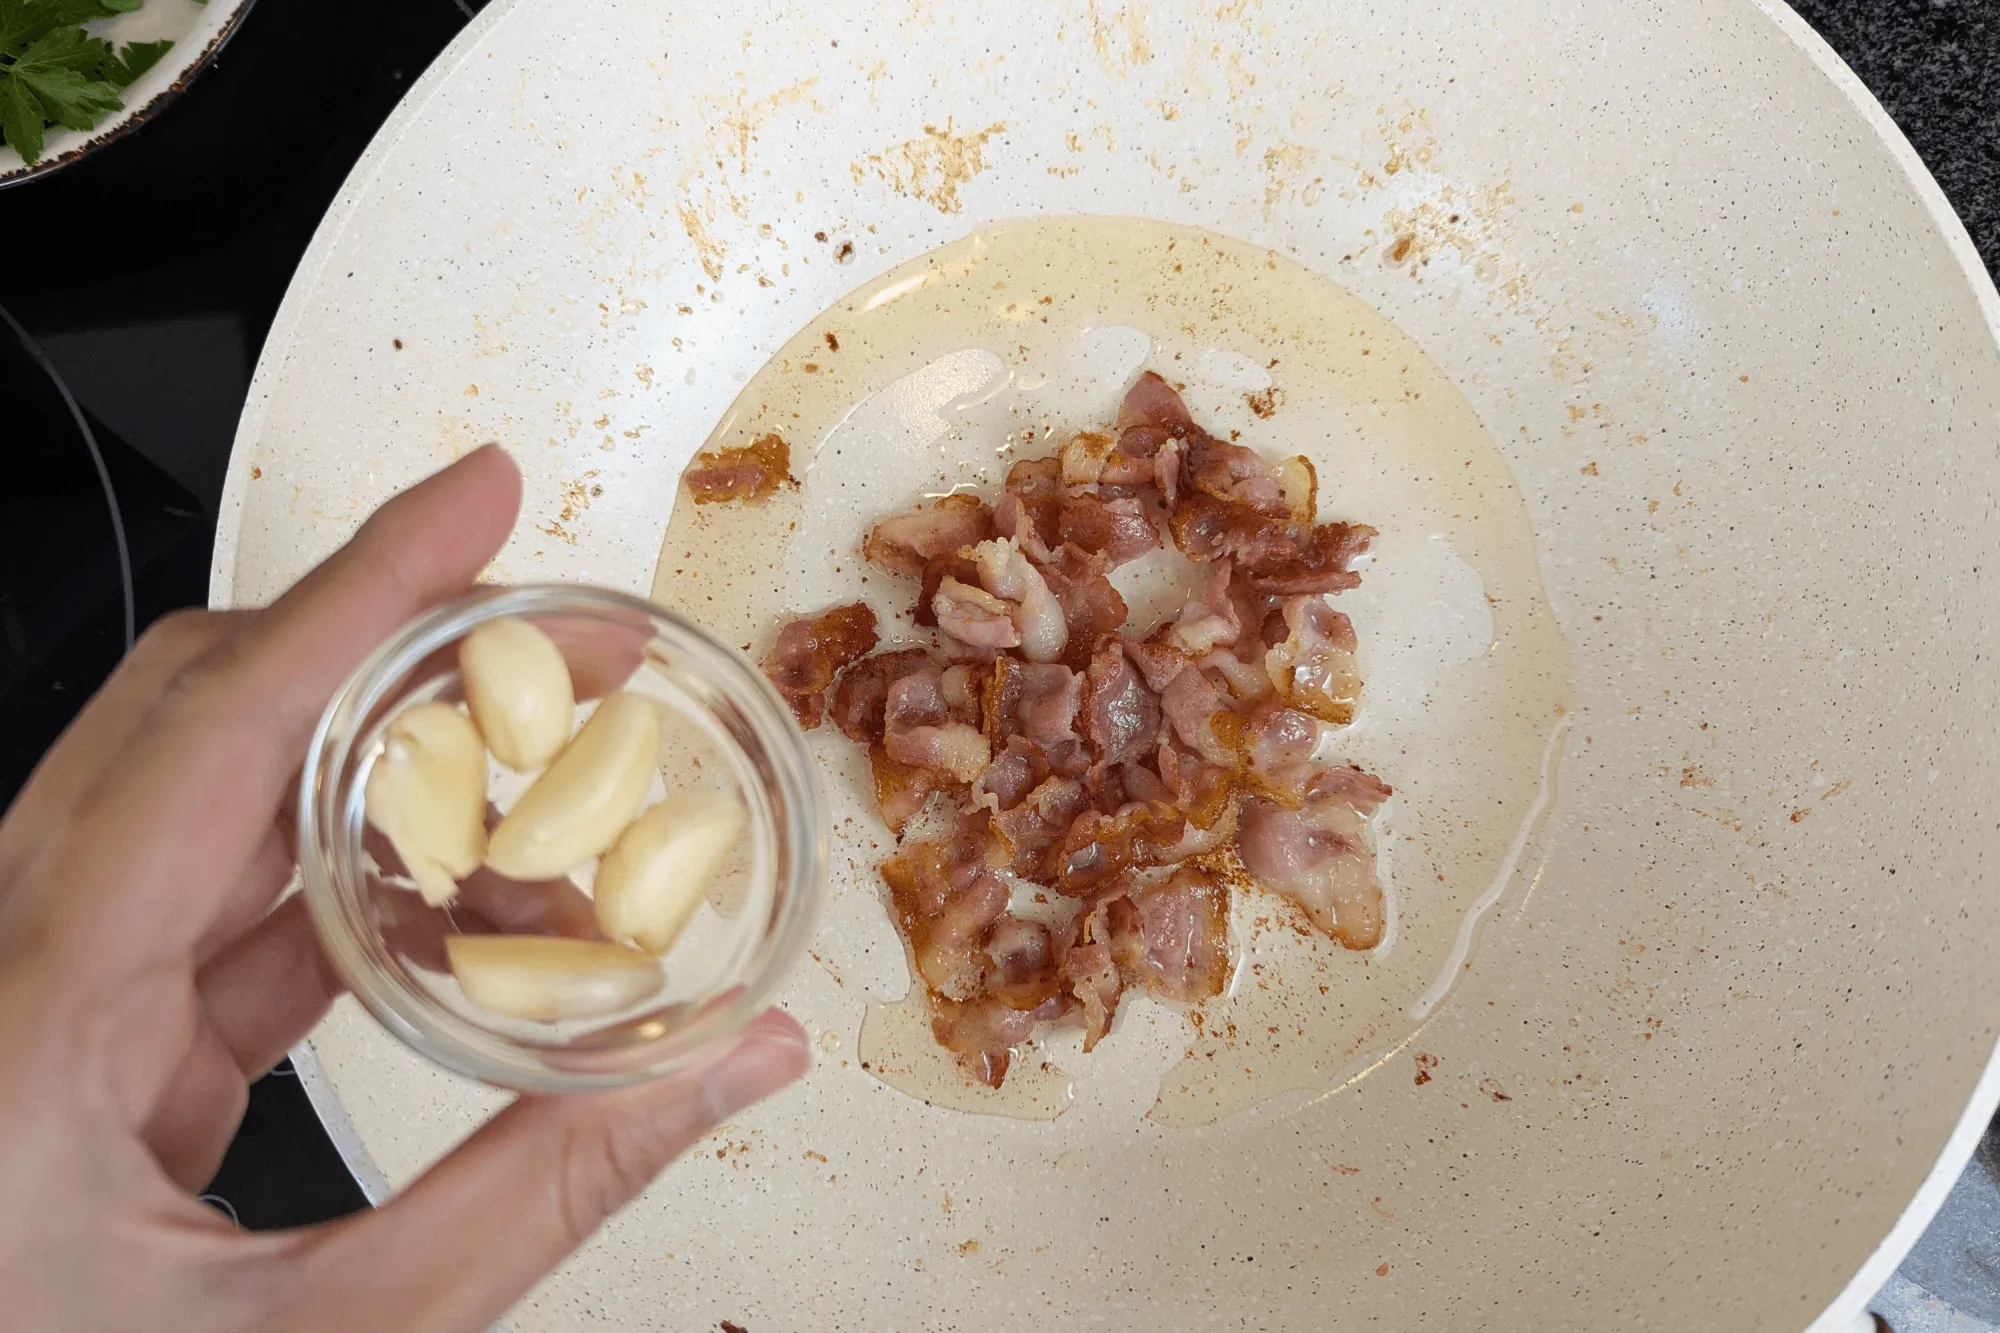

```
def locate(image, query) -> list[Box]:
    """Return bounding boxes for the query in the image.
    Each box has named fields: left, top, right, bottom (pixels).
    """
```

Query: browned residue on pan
left=852, top=120, right=1007, bottom=214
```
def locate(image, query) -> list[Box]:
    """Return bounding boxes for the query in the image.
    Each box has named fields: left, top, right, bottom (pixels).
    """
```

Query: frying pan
left=210, top=0, right=2000, bottom=1327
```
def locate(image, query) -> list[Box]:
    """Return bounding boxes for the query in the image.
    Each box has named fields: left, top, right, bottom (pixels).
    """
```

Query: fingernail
left=699, top=1019, right=810, bottom=1121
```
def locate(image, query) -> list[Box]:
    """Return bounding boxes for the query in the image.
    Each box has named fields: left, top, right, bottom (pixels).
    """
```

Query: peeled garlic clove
left=594, top=789, right=747, bottom=953
left=459, top=617, right=576, bottom=771
left=486, top=691, right=659, bottom=880
left=445, top=934, right=661, bottom=1021
left=365, top=701, right=488, bottom=906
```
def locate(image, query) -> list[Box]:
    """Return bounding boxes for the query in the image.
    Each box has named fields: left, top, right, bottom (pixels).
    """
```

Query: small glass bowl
left=297, top=585, right=825, bottom=1091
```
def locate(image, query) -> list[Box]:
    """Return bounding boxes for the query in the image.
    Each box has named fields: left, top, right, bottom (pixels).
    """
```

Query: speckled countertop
left=1794, top=0, right=1998, bottom=277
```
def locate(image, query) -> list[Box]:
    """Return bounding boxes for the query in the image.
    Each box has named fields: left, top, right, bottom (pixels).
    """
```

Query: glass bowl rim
left=296, top=583, right=827, bottom=1092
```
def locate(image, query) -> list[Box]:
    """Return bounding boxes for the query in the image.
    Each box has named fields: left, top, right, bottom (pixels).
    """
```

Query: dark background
left=0, top=0, right=1993, bottom=1243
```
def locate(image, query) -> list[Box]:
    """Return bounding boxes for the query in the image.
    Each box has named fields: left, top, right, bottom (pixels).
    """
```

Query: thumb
left=294, top=1010, right=808, bottom=1332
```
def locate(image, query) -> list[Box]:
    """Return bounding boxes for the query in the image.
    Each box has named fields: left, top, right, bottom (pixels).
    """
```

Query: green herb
left=0, top=0, right=174, bottom=166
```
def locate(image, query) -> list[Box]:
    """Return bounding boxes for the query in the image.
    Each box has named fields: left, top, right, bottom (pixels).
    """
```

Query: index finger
left=47, top=445, right=523, bottom=975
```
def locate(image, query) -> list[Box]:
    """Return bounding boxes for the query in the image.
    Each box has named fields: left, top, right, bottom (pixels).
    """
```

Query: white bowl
left=0, top=0, right=256, bottom=186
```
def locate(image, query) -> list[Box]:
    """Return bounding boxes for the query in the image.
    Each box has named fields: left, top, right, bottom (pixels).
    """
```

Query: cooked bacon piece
left=972, top=736, right=1050, bottom=812
left=955, top=538, right=1066, bottom=663
left=933, top=995, right=1043, bottom=1088
left=1114, top=760, right=1176, bottom=808
left=1057, top=492, right=1160, bottom=567
left=1200, top=649, right=1273, bottom=702
left=760, top=602, right=878, bottom=728
left=1019, top=667, right=1084, bottom=748
left=913, top=548, right=982, bottom=628
left=881, top=662, right=989, bottom=781
left=864, top=493, right=995, bottom=577
left=983, top=916, right=1063, bottom=1012
left=1082, top=642, right=1160, bottom=767
left=1182, top=432, right=1289, bottom=513
left=939, top=662, right=989, bottom=726
left=1153, top=438, right=1182, bottom=508
left=884, top=662, right=948, bottom=730
left=828, top=648, right=933, bottom=743
left=1237, top=766, right=1393, bottom=949
left=1117, top=370, right=1196, bottom=433
left=1241, top=521, right=1376, bottom=596
left=1163, top=561, right=1242, bottom=656
left=1160, top=666, right=1240, bottom=768
left=984, top=660, right=1092, bottom=780
left=882, top=827, right=1009, bottom=1000
left=983, top=658, right=1083, bottom=748
left=933, top=576, right=1020, bottom=652
left=1123, top=635, right=1189, bottom=694
left=1056, top=801, right=1188, bottom=894
left=1059, top=901, right=1125, bottom=1051
left=992, top=776, right=1090, bottom=879
left=1265, top=595, right=1362, bottom=724
left=883, top=722, right=988, bottom=782
left=993, top=457, right=1064, bottom=562
left=1037, top=545, right=1128, bottom=670
left=1274, top=455, right=1317, bottom=523
left=685, top=432, right=796, bottom=505
left=870, top=747, right=953, bottom=835
left=1167, top=493, right=1376, bottom=597
left=1165, top=491, right=1302, bottom=566
left=1243, top=703, right=1322, bottom=806
left=1096, top=448, right=1157, bottom=487
left=1156, top=742, right=1237, bottom=830
left=1059, top=431, right=1119, bottom=486
left=1108, top=866, right=1232, bottom=1003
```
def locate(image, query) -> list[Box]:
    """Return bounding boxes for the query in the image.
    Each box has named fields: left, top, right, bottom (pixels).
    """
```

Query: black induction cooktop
left=0, top=0, right=493, bottom=1233
left=0, top=0, right=1994, bottom=1312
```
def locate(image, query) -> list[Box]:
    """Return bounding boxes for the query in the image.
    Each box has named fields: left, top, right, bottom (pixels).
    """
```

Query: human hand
left=0, top=445, right=809, bottom=1332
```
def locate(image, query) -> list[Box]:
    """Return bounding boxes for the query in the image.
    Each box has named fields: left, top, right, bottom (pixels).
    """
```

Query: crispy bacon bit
left=1083, top=642, right=1160, bottom=767
left=934, top=577, right=1020, bottom=651
left=1060, top=431, right=1119, bottom=486
left=984, top=916, right=1060, bottom=1011
left=934, top=995, right=1049, bottom=1087
left=971, top=538, right=1067, bottom=663
left=780, top=368, right=1393, bottom=1086
left=864, top=493, right=995, bottom=577
left=1038, top=545, right=1128, bottom=670
left=1265, top=596, right=1363, bottom=724
left=993, top=776, right=1090, bottom=879
left=1109, top=865, right=1232, bottom=1002
left=1164, top=561, right=1242, bottom=656
left=686, top=432, right=797, bottom=504
left=882, top=817, right=1009, bottom=998
left=760, top=603, right=877, bottom=728
left=971, top=736, right=1046, bottom=810
left=1058, top=492, right=1161, bottom=567
left=1060, top=901, right=1124, bottom=1051
left=1117, top=370, right=1196, bottom=432
left=1238, top=766, right=1393, bottom=949
left=1057, top=801, right=1187, bottom=895
left=828, top=648, right=933, bottom=743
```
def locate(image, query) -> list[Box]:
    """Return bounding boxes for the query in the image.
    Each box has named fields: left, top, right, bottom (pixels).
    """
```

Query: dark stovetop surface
left=0, top=0, right=1992, bottom=1309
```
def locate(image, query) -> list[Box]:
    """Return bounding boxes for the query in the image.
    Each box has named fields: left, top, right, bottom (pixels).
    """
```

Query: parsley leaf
left=103, top=34, right=166, bottom=86
left=0, top=64, right=44, bottom=162
left=10, top=28, right=122, bottom=127
left=0, top=1, right=141, bottom=57
left=0, top=0, right=168, bottom=166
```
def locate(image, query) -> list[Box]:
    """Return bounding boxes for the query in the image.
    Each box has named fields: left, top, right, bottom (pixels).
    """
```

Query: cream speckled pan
left=210, top=0, right=2000, bottom=1328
